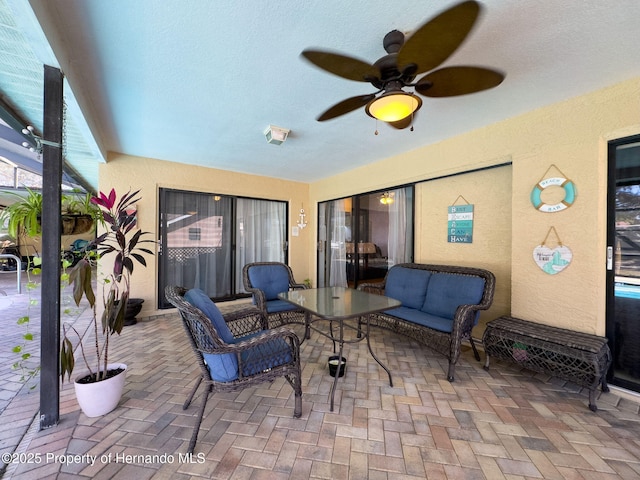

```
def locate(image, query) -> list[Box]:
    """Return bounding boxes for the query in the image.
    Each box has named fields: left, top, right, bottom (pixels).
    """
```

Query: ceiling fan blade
left=415, top=66, right=504, bottom=97
left=397, top=0, right=481, bottom=75
left=301, top=50, right=379, bottom=82
left=317, top=94, right=376, bottom=121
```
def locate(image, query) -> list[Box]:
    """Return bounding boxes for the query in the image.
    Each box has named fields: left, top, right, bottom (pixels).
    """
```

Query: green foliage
left=11, top=258, right=42, bottom=389
left=0, top=187, right=43, bottom=238
left=11, top=246, right=92, bottom=389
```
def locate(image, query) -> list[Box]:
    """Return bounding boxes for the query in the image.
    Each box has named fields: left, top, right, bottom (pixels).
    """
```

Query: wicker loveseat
left=358, top=263, right=496, bottom=381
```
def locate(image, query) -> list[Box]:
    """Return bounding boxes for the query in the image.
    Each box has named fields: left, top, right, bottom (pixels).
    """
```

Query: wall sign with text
left=447, top=204, right=474, bottom=243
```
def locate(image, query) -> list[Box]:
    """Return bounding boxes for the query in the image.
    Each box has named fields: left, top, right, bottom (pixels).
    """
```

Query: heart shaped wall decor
left=532, top=244, right=572, bottom=275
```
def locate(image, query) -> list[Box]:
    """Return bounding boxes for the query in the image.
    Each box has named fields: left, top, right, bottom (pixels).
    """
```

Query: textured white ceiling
left=2, top=0, right=640, bottom=189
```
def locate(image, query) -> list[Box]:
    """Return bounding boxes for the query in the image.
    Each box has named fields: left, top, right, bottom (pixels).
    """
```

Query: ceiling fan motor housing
left=383, top=30, right=405, bottom=53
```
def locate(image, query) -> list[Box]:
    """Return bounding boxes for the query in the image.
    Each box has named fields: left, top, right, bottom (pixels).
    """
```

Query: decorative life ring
left=530, top=177, right=576, bottom=212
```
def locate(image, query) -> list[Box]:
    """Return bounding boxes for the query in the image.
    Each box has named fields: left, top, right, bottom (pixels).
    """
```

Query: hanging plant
left=0, top=187, right=43, bottom=239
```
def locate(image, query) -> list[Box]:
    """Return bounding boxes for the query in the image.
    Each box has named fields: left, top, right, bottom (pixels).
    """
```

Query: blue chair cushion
left=202, top=352, right=239, bottom=382
left=240, top=337, right=293, bottom=376
left=203, top=333, right=294, bottom=381
left=265, top=299, right=300, bottom=313
left=248, top=264, right=290, bottom=301
left=385, top=266, right=432, bottom=310
left=185, top=288, right=239, bottom=382
left=385, top=306, right=454, bottom=333
left=421, top=273, right=485, bottom=320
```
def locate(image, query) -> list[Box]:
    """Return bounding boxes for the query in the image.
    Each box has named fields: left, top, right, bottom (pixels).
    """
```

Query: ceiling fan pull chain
left=374, top=119, right=379, bottom=136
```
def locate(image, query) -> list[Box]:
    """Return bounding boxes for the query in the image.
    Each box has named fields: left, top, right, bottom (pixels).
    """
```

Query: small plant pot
left=61, top=215, right=76, bottom=235
left=114, top=298, right=144, bottom=326
left=512, top=342, right=529, bottom=362
left=74, top=363, right=127, bottom=417
left=125, top=298, right=144, bottom=325
left=72, top=214, right=94, bottom=234
left=328, top=356, right=346, bottom=378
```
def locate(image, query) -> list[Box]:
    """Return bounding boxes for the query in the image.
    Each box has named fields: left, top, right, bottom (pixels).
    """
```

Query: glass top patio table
left=279, top=287, right=400, bottom=411
left=278, top=286, right=400, bottom=319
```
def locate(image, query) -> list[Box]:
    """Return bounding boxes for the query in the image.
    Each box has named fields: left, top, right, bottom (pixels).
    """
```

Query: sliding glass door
left=318, top=186, right=414, bottom=288
left=235, top=197, right=287, bottom=292
left=606, top=135, right=640, bottom=392
left=158, top=188, right=287, bottom=307
left=318, top=198, right=349, bottom=287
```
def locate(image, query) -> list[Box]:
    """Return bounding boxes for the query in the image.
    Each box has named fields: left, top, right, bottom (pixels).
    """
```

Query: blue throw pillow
left=184, top=288, right=239, bottom=382
left=421, top=273, right=485, bottom=320
left=248, top=264, right=290, bottom=301
left=385, top=266, right=431, bottom=310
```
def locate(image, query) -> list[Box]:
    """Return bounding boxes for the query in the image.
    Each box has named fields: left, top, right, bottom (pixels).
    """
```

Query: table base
left=304, top=312, right=392, bottom=411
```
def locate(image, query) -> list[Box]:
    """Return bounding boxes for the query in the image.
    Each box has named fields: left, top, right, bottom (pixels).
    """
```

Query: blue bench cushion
left=248, top=264, right=290, bottom=301
left=385, top=266, right=432, bottom=310
left=185, top=288, right=239, bottom=382
left=421, top=273, right=485, bottom=320
left=385, top=306, right=454, bottom=333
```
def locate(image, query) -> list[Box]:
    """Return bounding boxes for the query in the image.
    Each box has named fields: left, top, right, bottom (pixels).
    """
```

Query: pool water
left=615, top=283, right=640, bottom=300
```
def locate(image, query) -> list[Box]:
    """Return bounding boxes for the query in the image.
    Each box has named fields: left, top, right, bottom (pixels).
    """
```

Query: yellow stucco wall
left=414, top=165, right=512, bottom=334
left=100, top=78, right=640, bottom=336
left=98, top=154, right=309, bottom=316
left=310, top=77, right=640, bottom=335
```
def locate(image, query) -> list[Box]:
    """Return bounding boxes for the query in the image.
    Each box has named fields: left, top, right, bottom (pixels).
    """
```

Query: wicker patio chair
left=242, top=262, right=308, bottom=328
left=165, top=286, right=302, bottom=454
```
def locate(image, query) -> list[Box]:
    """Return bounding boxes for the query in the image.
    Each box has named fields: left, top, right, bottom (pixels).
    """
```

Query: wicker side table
left=483, top=316, right=611, bottom=411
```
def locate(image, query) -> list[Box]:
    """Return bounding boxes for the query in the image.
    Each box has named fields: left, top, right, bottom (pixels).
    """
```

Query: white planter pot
left=74, top=363, right=127, bottom=417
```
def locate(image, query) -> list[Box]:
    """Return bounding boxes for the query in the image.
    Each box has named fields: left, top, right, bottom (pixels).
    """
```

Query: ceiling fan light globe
left=365, top=92, right=421, bottom=122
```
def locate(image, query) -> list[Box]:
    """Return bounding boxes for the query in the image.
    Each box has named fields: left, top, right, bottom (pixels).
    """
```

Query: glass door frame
left=157, top=187, right=289, bottom=308
left=316, top=185, right=415, bottom=289
left=606, top=133, right=640, bottom=390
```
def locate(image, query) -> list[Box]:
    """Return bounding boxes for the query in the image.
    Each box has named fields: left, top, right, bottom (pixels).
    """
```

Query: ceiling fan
left=300, top=0, right=505, bottom=129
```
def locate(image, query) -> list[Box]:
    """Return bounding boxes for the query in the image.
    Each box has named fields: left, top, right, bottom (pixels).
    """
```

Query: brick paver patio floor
left=1, top=271, right=640, bottom=479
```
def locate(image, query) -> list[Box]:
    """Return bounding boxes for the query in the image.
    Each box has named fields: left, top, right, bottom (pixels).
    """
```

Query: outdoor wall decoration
left=533, top=226, right=573, bottom=275
left=447, top=195, right=474, bottom=243
left=530, top=164, right=577, bottom=212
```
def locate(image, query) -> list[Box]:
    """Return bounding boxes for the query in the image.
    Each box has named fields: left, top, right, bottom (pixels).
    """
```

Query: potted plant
left=62, top=191, right=103, bottom=235
left=60, top=188, right=154, bottom=417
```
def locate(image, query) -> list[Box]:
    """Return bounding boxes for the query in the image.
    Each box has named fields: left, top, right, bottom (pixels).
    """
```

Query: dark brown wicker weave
left=358, top=263, right=496, bottom=382
left=483, top=316, right=611, bottom=411
left=165, top=286, right=302, bottom=454
left=242, top=262, right=308, bottom=328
